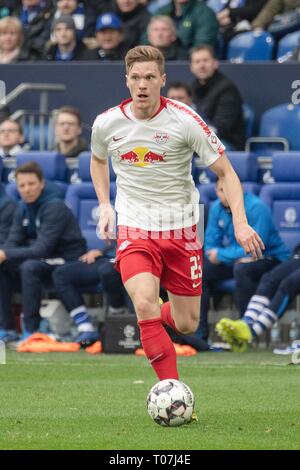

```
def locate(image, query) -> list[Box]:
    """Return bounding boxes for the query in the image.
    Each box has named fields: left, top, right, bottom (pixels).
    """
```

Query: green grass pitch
left=0, top=351, right=299, bottom=450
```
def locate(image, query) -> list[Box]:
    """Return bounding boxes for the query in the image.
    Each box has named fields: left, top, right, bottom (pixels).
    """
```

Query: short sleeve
left=91, top=115, right=109, bottom=160
left=185, top=111, right=225, bottom=167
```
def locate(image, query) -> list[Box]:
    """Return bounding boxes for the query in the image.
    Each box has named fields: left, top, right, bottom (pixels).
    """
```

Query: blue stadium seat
left=259, top=152, right=300, bottom=252
left=194, top=151, right=258, bottom=187
left=16, top=151, right=68, bottom=181
left=64, top=182, right=116, bottom=251
left=243, top=104, right=255, bottom=139
left=271, top=151, right=300, bottom=182
left=78, top=151, right=116, bottom=182
left=277, top=31, right=300, bottom=61
left=227, top=31, right=274, bottom=62
left=258, top=104, right=300, bottom=151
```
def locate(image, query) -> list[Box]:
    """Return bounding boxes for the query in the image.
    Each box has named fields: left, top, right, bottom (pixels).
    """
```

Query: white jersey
left=91, top=97, right=225, bottom=230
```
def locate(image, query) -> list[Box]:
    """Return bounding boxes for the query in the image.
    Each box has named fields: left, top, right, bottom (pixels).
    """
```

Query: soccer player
left=90, top=45, right=264, bottom=382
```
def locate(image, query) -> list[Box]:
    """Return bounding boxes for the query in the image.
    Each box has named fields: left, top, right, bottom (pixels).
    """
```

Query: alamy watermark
left=96, top=203, right=205, bottom=251
left=291, top=80, right=300, bottom=105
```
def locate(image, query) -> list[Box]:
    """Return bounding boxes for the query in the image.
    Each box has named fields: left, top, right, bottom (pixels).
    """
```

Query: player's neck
left=130, top=101, right=161, bottom=120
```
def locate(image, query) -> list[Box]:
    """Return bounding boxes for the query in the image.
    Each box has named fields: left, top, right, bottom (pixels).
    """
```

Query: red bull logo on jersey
left=154, top=132, right=169, bottom=144
left=118, top=147, right=166, bottom=167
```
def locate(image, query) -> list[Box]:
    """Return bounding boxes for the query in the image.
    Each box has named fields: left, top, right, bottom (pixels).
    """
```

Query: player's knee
left=176, top=312, right=199, bottom=335
left=134, top=297, right=157, bottom=319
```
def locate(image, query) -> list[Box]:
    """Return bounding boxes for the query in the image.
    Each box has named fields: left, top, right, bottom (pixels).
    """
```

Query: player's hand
left=98, top=203, right=116, bottom=241
left=234, top=224, right=264, bottom=260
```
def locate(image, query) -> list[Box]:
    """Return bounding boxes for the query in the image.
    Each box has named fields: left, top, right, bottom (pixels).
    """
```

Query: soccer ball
left=146, top=379, right=195, bottom=427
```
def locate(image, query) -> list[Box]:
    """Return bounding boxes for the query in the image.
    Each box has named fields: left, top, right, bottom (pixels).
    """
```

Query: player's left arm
left=209, top=154, right=264, bottom=259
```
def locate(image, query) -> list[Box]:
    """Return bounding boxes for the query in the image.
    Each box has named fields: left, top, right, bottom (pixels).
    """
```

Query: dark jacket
left=44, top=41, right=97, bottom=61
left=2, top=182, right=86, bottom=262
left=113, top=3, right=151, bottom=48
left=55, top=138, right=88, bottom=158
left=90, top=42, right=130, bottom=60
left=0, top=184, right=17, bottom=245
left=191, top=70, right=246, bottom=150
left=159, top=40, right=189, bottom=60
left=13, top=0, right=54, bottom=56
left=157, top=0, right=219, bottom=49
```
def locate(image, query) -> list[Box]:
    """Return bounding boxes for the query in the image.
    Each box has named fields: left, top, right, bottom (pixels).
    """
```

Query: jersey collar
left=119, top=96, right=167, bottom=120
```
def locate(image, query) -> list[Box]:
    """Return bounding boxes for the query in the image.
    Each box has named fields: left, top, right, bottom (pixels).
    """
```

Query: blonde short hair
left=0, top=17, right=24, bottom=49
left=125, top=45, right=165, bottom=75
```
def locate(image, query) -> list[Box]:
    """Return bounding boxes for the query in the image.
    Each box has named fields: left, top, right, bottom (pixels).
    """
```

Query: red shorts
left=115, top=226, right=203, bottom=296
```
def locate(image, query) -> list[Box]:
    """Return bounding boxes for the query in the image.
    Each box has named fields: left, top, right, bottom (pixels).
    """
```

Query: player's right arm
left=90, top=154, right=115, bottom=240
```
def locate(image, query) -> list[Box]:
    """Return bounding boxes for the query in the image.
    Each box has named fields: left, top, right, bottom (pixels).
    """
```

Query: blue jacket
left=2, top=182, right=86, bottom=262
left=0, top=183, right=17, bottom=245
left=205, top=192, right=290, bottom=265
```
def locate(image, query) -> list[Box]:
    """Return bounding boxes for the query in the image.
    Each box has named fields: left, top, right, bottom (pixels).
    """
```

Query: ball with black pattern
left=147, top=379, right=195, bottom=427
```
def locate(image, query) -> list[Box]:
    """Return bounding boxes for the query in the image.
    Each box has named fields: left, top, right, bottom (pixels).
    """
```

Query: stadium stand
left=227, top=31, right=274, bottom=61
left=259, top=151, right=300, bottom=252
left=277, top=30, right=300, bottom=60
left=5, top=151, right=68, bottom=198
left=64, top=152, right=116, bottom=252
left=247, top=103, right=300, bottom=155
left=243, top=103, right=255, bottom=139
left=197, top=151, right=260, bottom=207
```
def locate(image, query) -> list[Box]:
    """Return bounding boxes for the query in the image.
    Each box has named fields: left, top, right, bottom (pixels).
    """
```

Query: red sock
left=138, top=317, right=179, bottom=380
left=161, top=301, right=179, bottom=333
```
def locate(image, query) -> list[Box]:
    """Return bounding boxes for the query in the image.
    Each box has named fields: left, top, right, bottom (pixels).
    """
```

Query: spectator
left=252, top=0, right=300, bottom=32
left=0, top=183, right=17, bottom=244
left=216, top=244, right=300, bottom=352
left=87, top=0, right=114, bottom=16
left=52, top=246, right=133, bottom=344
left=166, top=81, right=195, bottom=108
left=0, top=119, right=25, bottom=158
left=92, top=12, right=129, bottom=60
left=217, top=0, right=268, bottom=42
left=146, top=15, right=188, bottom=59
left=113, top=0, right=151, bottom=48
left=198, top=178, right=290, bottom=341
left=190, top=44, right=245, bottom=150
left=0, top=161, right=87, bottom=342
left=53, top=0, right=94, bottom=39
left=0, top=16, right=40, bottom=62
left=54, top=105, right=88, bottom=158
left=157, top=0, right=219, bottom=50
left=44, top=15, right=97, bottom=60
left=13, top=0, right=54, bottom=57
